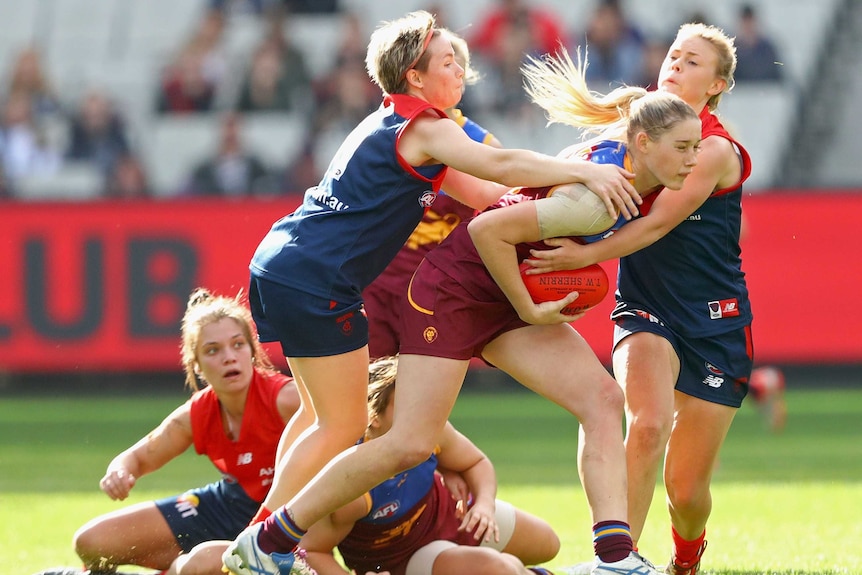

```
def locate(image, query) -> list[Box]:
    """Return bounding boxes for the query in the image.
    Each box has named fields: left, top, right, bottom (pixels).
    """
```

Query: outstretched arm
left=100, top=402, right=193, bottom=500
left=404, top=114, right=640, bottom=215
left=525, top=134, right=733, bottom=271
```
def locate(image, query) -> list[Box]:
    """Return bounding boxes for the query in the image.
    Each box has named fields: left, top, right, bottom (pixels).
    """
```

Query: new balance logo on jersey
left=708, top=298, right=740, bottom=319
left=237, top=452, right=253, bottom=465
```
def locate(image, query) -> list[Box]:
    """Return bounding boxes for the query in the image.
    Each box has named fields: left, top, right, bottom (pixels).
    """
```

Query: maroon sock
left=593, top=520, right=633, bottom=563
left=256, top=508, right=303, bottom=554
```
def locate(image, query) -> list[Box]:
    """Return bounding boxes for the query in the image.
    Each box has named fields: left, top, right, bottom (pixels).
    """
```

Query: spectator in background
left=3, top=46, right=63, bottom=123
left=0, top=91, right=62, bottom=186
left=308, top=53, right=379, bottom=177
left=236, top=14, right=312, bottom=113
left=636, top=37, right=671, bottom=91
left=733, top=4, right=783, bottom=82
left=579, top=0, right=645, bottom=90
left=470, top=0, right=567, bottom=61
left=183, top=112, right=273, bottom=197
left=157, top=9, right=227, bottom=114
left=65, top=89, right=131, bottom=176
left=104, top=153, right=151, bottom=199
left=465, top=0, right=567, bottom=117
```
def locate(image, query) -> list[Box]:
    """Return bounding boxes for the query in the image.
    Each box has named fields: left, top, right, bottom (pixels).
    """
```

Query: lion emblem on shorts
left=423, top=327, right=438, bottom=343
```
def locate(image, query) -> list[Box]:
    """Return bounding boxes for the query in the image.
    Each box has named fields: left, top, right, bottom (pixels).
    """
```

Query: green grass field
left=2, top=385, right=860, bottom=575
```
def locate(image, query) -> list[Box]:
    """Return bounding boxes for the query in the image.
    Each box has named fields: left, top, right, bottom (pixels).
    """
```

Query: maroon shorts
left=399, top=261, right=529, bottom=360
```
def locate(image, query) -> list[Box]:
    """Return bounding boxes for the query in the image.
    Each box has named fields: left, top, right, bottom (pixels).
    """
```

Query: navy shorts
left=612, top=307, right=753, bottom=408
left=249, top=273, right=368, bottom=357
left=154, top=480, right=260, bottom=553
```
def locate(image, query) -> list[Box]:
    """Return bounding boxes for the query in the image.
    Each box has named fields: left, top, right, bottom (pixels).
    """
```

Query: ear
left=708, top=77, right=727, bottom=98
left=405, top=68, right=422, bottom=89
left=635, top=130, right=651, bottom=153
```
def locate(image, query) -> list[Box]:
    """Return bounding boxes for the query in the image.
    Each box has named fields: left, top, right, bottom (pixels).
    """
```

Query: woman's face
left=657, top=35, right=723, bottom=111
left=411, top=34, right=464, bottom=110
left=195, top=318, right=254, bottom=393
left=638, top=117, right=702, bottom=191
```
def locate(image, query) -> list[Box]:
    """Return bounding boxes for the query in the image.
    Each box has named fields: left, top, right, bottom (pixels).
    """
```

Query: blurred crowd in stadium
left=0, top=0, right=789, bottom=200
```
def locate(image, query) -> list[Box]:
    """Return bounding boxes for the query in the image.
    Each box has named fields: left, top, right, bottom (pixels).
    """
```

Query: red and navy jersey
left=250, top=94, right=449, bottom=301
left=616, top=106, right=753, bottom=338
left=190, top=369, right=291, bottom=502
left=337, top=451, right=478, bottom=575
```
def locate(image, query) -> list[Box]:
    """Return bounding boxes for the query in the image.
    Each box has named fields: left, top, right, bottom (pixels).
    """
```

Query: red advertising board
left=0, top=192, right=859, bottom=372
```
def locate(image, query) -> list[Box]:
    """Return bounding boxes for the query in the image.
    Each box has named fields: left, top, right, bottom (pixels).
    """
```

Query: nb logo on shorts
left=423, top=327, right=438, bottom=343
left=703, top=374, right=724, bottom=388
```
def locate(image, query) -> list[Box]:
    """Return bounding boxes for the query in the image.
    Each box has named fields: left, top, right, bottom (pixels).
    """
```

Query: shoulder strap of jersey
left=700, top=107, right=752, bottom=196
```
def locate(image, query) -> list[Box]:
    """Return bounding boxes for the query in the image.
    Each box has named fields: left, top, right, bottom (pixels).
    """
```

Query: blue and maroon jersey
left=615, top=106, right=753, bottom=337
left=190, top=369, right=291, bottom=502
left=337, top=451, right=479, bottom=575
left=250, top=94, right=449, bottom=301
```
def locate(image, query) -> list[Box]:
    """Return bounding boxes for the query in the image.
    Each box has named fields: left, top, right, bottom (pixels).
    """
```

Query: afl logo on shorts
left=423, top=327, right=438, bottom=343
left=418, top=191, right=436, bottom=208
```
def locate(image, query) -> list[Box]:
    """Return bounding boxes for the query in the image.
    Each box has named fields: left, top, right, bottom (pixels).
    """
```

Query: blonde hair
left=366, top=10, right=437, bottom=95
left=443, top=28, right=479, bottom=86
left=675, top=22, right=737, bottom=111
left=522, top=48, right=697, bottom=147
left=180, top=288, right=275, bottom=391
left=366, top=355, right=399, bottom=433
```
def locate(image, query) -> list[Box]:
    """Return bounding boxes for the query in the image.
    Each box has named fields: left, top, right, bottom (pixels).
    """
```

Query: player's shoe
left=222, top=524, right=316, bottom=575
left=666, top=541, right=707, bottom=575
left=591, top=551, right=660, bottom=574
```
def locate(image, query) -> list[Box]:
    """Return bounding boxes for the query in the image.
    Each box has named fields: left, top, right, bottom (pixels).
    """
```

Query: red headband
left=403, top=28, right=434, bottom=78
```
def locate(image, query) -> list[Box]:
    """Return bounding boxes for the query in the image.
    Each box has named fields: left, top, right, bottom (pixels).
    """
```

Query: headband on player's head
left=403, top=27, right=434, bottom=79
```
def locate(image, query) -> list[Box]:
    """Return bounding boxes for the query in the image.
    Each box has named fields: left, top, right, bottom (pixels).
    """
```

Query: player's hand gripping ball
left=519, top=262, right=609, bottom=314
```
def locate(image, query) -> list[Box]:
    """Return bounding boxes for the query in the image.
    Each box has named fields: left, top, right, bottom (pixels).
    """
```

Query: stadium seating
left=0, top=0, right=845, bottom=195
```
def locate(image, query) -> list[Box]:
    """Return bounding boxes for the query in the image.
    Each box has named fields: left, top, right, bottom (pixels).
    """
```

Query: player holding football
left=223, top=44, right=701, bottom=575
left=526, top=23, right=753, bottom=575
left=225, top=10, right=640, bottom=575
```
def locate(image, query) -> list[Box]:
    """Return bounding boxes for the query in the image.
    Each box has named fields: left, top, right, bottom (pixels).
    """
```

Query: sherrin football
left=519, top=262, right=609, bottom=314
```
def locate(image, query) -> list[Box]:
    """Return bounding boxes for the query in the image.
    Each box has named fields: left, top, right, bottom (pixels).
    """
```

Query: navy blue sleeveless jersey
left=616, top=107, right=753, bottom=338
left=250, top=94, right=448, bottom=301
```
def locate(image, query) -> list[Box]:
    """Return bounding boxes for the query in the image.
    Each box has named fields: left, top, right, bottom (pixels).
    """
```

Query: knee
left=72, top=523, right=104, bottom=565
left=626, top=411, right=672, bottom=457
left=383, top=433, right=438, bottom=472
left=578, top=374, right=625, bottom=429
left=470, top=551, right=524, bottom=575
left=664, top=472, right=708, bottom=514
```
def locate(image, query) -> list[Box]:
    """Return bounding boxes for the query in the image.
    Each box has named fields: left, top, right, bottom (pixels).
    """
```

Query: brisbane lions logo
left=418, top=191, right=436, bottom=208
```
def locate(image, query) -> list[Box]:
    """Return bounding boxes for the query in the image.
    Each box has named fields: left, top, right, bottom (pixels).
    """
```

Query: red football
left=519, top=262, right=610, bottom=314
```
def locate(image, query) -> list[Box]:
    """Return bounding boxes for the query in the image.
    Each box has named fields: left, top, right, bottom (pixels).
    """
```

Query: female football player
left=223, top=45, right=700, bottom=575
left=525, top=23, right=753, bottom=575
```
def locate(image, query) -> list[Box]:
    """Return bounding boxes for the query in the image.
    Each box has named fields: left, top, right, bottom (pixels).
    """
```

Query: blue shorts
left=612, top=306, right=753, bottom=408
left=249, top=273, right=368, bottom=357
left=154, top=480, right=259, bottom=553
